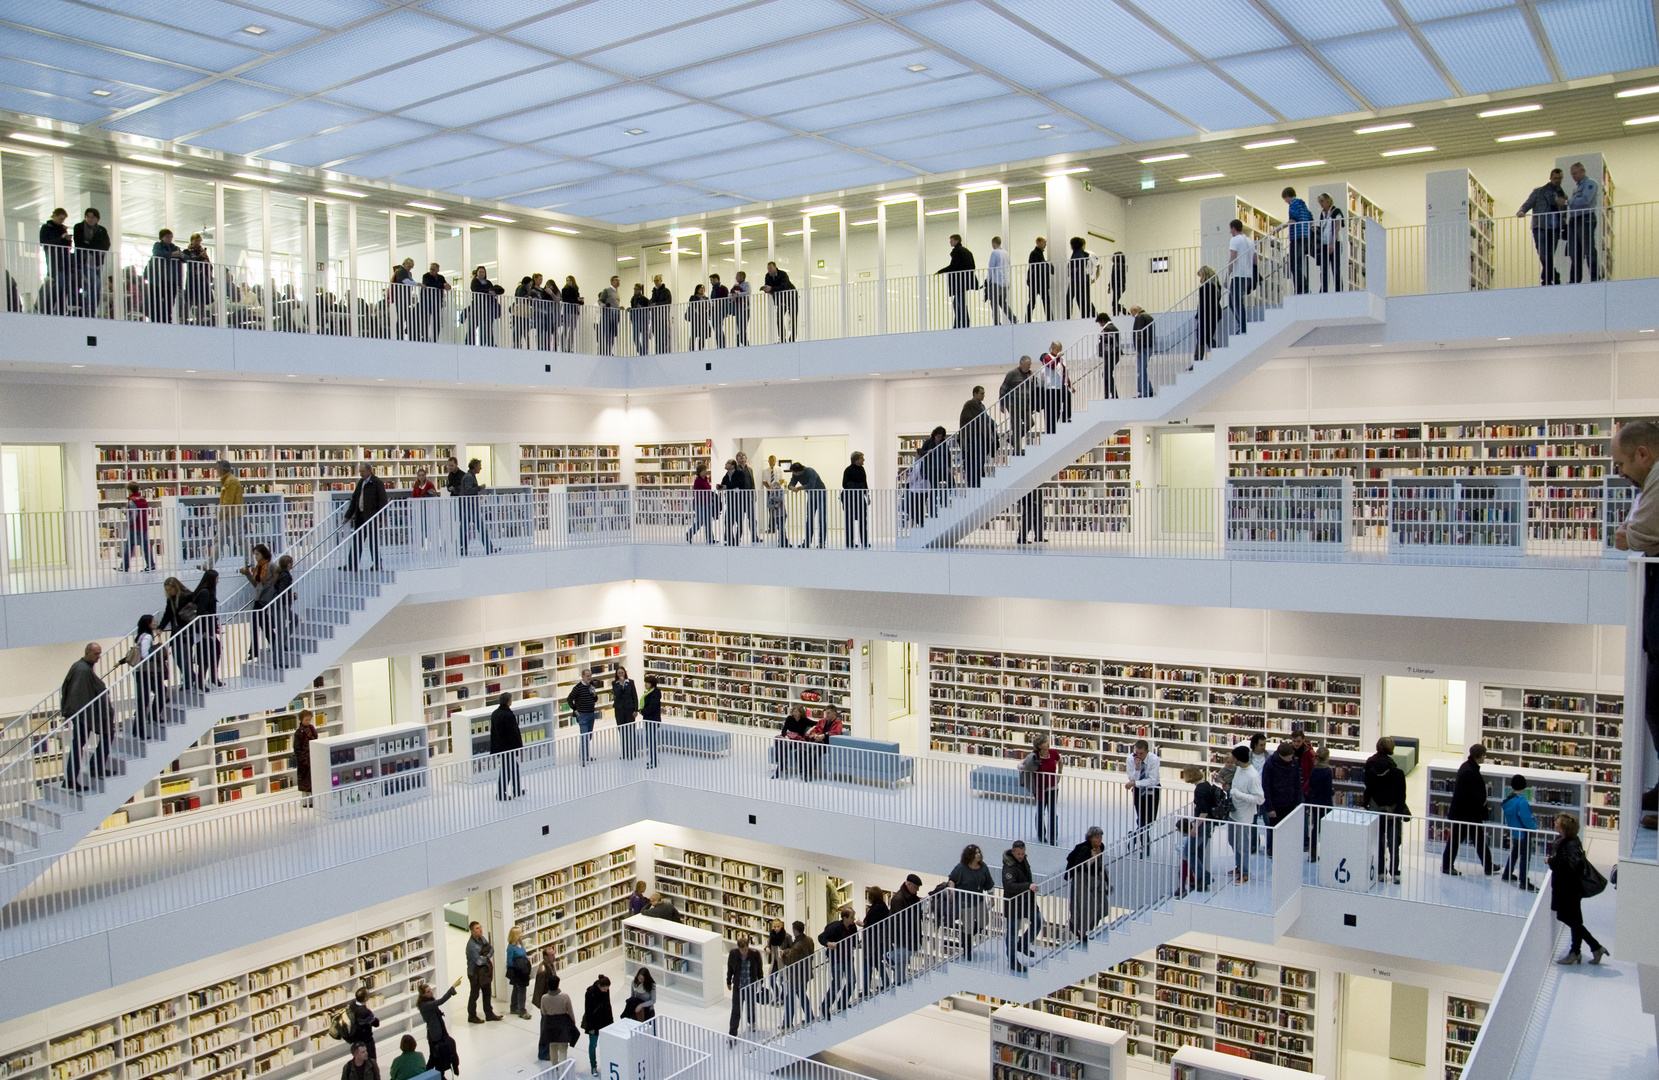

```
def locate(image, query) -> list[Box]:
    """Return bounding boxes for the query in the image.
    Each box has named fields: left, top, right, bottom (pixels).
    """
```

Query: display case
left=642, top=626, right=852, bottom=730
left=1388, top=476, right=1525, bottom=555
left=309, top=722, right=429, bottom=819
left=1424, top=169, right=1494, bottom=293
left=1224, top=477, right=1351, bottom=551
left=453, top=697, right=557, bottom=781
left=623, top=914, right=725, bottom=1007
left=991, top=1004, right=1128, bottom=1080
left=651, top=844, right=785, bottom=942
left=512, top=846, right=636, bottom=966
left=1478, top=684, right=1621, bottom=834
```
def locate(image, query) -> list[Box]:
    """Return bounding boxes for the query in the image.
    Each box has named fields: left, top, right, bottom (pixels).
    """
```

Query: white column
left=839, top=210, right=848, bottom=338
left=51, top=150, right=65, bottom=212
left=387, top=211, right=396, bottom=283
left=915, top=198, right=926, bottom=332
left=876, top=202, right=888, bottom=336
left=767, top=221, right=775, bottom=265
left=698, top=230, right=709, bottom=290
left=261, top=187, right=273, bottom=329
left=800, top=214, right=811, bottom=340
left=348, top=201, right=360, bottom=337
left=669, top=236, right=679, bottom=301
left=303, top=197, right=315, bottom=333
left=424, top=214, right=435, bottom=268
left=1000, top=185, right=1010, bottom=246
left=732, top=225, right=742, bottom=286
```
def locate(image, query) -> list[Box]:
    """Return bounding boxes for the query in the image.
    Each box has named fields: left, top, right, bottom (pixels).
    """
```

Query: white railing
left=1459, top=879, right=1558, bottom=1080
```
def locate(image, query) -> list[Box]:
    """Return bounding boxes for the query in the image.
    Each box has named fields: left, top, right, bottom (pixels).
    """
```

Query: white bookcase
left=1425, top=169, right=1495, bottom=293
left=1388, top=476, right=1525, bottom=555
left=992, top=1004, right=1128, bottom=1080
left=623, top=915, right=724, bottom=1007
left=1170, top=1045, right=1325, bottom=1080
left=0, top=911, right=434, bottom=1080
left=897, top=432, right=1133, bottom=538
left=511, top=846, right=637, bottom=966
left=453, top=697, right=558, bottom=781
left=309, top=722, right=429, bottom=819
left=1224, top=477, right=1351, bottom=551
left=94, top=442, right=456, bottom=508
left=641, top=626, right=852, bottom=730
left=517, top=444, right=621, bottom=488
left=1480, top=684, right=1622, bottom=834
left=651, top=844, right=786, bottom=942
left=633, top=441, right=711, bottom=488
left=1199, top=196, right=1283, bottom=282
left=1442, top=995, right=1486, bottom=1079
left=1326, top=748, right=1371, bottom=809
left=1425, top=758, right=1586, bottom=851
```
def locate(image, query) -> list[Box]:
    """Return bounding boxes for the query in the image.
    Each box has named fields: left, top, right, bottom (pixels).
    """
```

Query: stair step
left=22, top=800, right=64, bottom=829
left=0, top=818, right=43, bottom=848
left=37, top=785, right=84, bottom=811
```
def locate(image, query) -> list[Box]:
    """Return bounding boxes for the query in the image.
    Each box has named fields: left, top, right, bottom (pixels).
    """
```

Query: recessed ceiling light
left=242, top=25, right=268, bottom=34
left=1242, top=137, right=1296, bottom=149
left=1036, top=123, right=1054, bottom=130
left=185, top=369, right=196, bottom=373
left=1381, top=146, right=1435, bottom=156
left=850, top=218, right=877, bottom=226
left=1044, top=166, right=1089, bottom=176
left=480, top=213, right=515, bottom=223
left=407, top=200, right=444, bottom=210
left=1354, top=122, right=1412, bottom=134
left=1497, top=130, right=1554, bottom=142
left=625, top=128, right=646, bottom=136
left=1624, top=114, right=1659, bottom=126
left=0, top=146, right=41, bottom=156
left=10, top=132, right=70, bottom=147
left=617, top=255, right=636, bottom=262
left=1008, top=195, right=1044, bottom=204
left=1497, top=336, right=1511, bottom=341
left=70, top=363, right=85, bottom=368
left=732, top=216, right=770, bottom=225
left=90, top=89, right=112, bottom=97
left=285, top=373, right=296, bottom=377
left=957, top=180, right=1001, bottom=192
left=325, top=186, right=367, bottom=198
left=906, top=64, right=928, bottom=72
left=1640, top=328, right=1656, bottom=332
left=1178, top=172, right=1226, bottom=182
left=875, top=193, right=916, bottom=203
left=232, top=171, right=281, bottom=183
left=802, top=204, right=840, bottom=215
left=1616, top=85, right=1659, bottom=98
left=546, top=225, right=579, bottom=234
left=1478, top=104, right=1540, bottom=117
left=1275, top=160, right=1325, bottom=170
left=129, top=153, right=182, bottom=167
left=1139, top=152, right=1189, bottom=163
left=924, top=207, right=959, bottom=216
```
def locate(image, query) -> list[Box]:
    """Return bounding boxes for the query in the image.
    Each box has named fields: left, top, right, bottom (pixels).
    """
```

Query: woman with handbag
left=417, top=979, right=463, bottom=1079
left=505, top=927, right=532, bottom=1019
left=1547, top=812, right=1608, bottom=965
left=537, top=974, right=579, bottom=1063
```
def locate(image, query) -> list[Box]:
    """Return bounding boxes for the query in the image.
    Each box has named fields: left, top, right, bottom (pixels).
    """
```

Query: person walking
left=596, top=275, right=621, bottom=355
left=1305, top=747, right=1334, bottom=863
left=582, top=975, right=613, bottom=1076
left=186, top=563, right=222, bottom=687
left=840, top=451, right=869, bottom=548
left=612, top=665, right=640, bottom=760
left=1226, top=220, right=1254, bottom=336
left=885, top=875, right=922, bottom=988
left=947, top=844, right=994, bottom=962
left=417, top=979, right=463, bottom=1080
left=341, top=1042, right=380, bottom=1080
left=686, top=283, right=712, bottom=351
left=1129, top=305, right=1155, bottom=398
left=641, top=673, right=662, bottom=769
left=1442, top=743, right=1494, bottom=876
left=1065, top=826, right=1109, bottom=939
left=999, top=356, right=1036, bottom=453
left=1547, top=813, right=1607, bottom=965
left=817, top=906, right=859, bottom=1013
left=1501, top=774, right=1539, bottom=891
left=1361, top=736, right=1408, bottom=883
left=488, top=693, right=523, bottom=801
left=860, top=885, right=890, bottom=994
left=936, top=233, right=976, bottom=329
left=1003, top=841, right=1039, bottom=972
left=1226, top=745, right=1264, bottom=883
left=732, top=452, right=759, bottom=543
left=464, top=921, right=501, bottom=1023
left=1516, top=169, right=1567, bottom=287
left=1565, top=161, right=1602, bottom=284
left=60, top=643, right=110, bottom=790
left=762, top=262, right=796, bottom=342
left=1025, top=236, right=1052, bottom=321
left=686, top=462, right=717, bottom=544
left=1278, top=187, right=1313, bottom=295
left=1125, top=739, right=1161, bottom=857
left=959, top=386, right=994, bottom=488
left=1066, top=237, right=1096, bottom=318
left=726, top=936, right=764, bottom=1036
left=387, top=1035, right=425, bottom=1080
left=538, top=975, right=579, bottom=1064
left=788, top=461, right=827, bottom=548
left=531, top=946, right=559, bottom=1009
left=1193, top=267, right=1223, bottom=362
left=779, top=920, right=815, bottom=1027
left=1039, top=342, right=1071, bottom=434
left=125, top=614, right=165, bottom=741
left=1096, top=313, right=1121, bottom=399
left=120, top=482, right=154, bottom=572
left=567, top=668, right=601, bottom=766
left=347, top=987, right=381, bottom=1059
left=345, top=462, right=388, bottom=572
left=649, top=275, right=673, bottom=353
left=456, top=457, right=496, bottom=556
left=1314, top=192, right=1345, bottom=292
left=1024, top=732, right=1062, bottom=844
left=984, top=236, right=1014, bottom=325
left=213, top=459, right=244, bottom=563
left=766, top=918, right=790, bottom=974
left=73, top=207, right=109, bottom=318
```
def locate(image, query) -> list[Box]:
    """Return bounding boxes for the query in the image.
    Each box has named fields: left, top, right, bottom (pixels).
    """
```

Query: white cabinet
left=1170, top=1044, right=1325, bottom=1079
left=309, top=721, right=429, bottom=819
left=991, top=1004, right=1128, bottom=1080
left=623, top=915, right=724, bottom=1007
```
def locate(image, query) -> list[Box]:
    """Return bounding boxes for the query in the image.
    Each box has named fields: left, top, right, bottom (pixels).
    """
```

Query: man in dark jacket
left=1065, top=826, right=1109, bottom=939
left=1025, top=237, right=1051, bottom=321
left=998, top=357, right=1036, bottom=453
left=1361, top=736, right=1408, bottom=882
left=937, top=234, right=976, bottom=329
left=346, top=463, right=388, bottom=571
left=1516, top=168, right=1568, bottom=286
left=731, top=451, right=759, bottom=543
left=341, top=1042, right=380, bottom=1080
left=817, top=906, right=858, bottom=1014
left=884, top=875, right=922, bottom=988
left=581, top=975, right=612, bottom=1073
left=1261, top=742, right=1303, bottom=856
left=567, top=668, right=600, bottom=765
left=726, top=937, right=764, bottom=1036
left=72, top=208, right=110, bottom=317
left=61, top=642, right=111, bottom=789
left=779, top=921, right=815, bottom=1027
left=649, top=275, right=673, bottom=354
left=489, top=693, right=524, bottom=800
left=40, top=207, right=70, bottom=313
left=959, top=386, right=996, bottom=488
left=1003, top=842, right=1039, bottom=971
left=1442, top=743, right=1494, bottom=875
left=420, top=263, right=449, bottom=342
left=456, top=458, right=496, bottom=556
left=465, top=921, right=501, bottom=1023
left=1128, top=306, right=1156, bottom=399
left=762, top=262, right=796, bottom=342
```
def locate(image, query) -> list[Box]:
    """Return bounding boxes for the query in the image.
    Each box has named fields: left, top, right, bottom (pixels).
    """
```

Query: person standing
left=627, top=282, right=651, bottom=355
left=984, top=236, right=1014, bottom=325
left=1039, top=342, right=1071, bottom=434
left=649, top=275, right=673, bottom=354
left=1305, top=747, right=1334, bottom=863
left=1109, top=251, right=1127, bottom=315
left=1065, top=236, right=1096, bottom=318
left=959, top=386, right=993, bottom=488
left=60, top=643, right=110, bottom=790
left=1516, top=169, right=1567, bottom=287
left=40, top=207, right=71, bottom=314
left=1226, top=220, right=1254, bottom=336
left=532, top=946, right=559, bottom=1008
left=686, top=462, right=717, bottom=545
left=709, top=273, right=730, bottom=348
left=567, top=667, right=601, bottom=766
left=456, top=457, right=496, bottom=556
left=341, top=1042, right=380, bottom=1080
left=726, top=936, right=764, bottom=1036
left=717, top=456, right=745, bottom=546
left=765, top=918, right=790, bottom=974
left=1002, top=841, right=1039, bottom=972
left=1261, top=741, right=1303, bottom=857
left=788, top=461, right=827, bottom=548
left=1183, top=765, right=1222, bottom=892
left=1129, top=305, right=1155, bottom=398
left=1613, top=422, right=1659, bottom=821
left=1025, top=732, right=1062, bottom=844
left=187, top=563, right=222, bottom=687
left=761, top=454, right=788, bottom=543
left=537, top=975, right=578, bottom=1063
left=1065, top=826, right=1109, bottom=939
left=1565, top=161, right=1602, bottom=284
left=1315, top=192, right=1346, bottom=292
left=417, top=980, right=462, bottom=1078
left=419, top=263, right=449, bottom=341
left=779, top=920, right=815, bottom=1027
left=345, top=462, right=388, bottom=572
left=347, top=987, right=381, bottom=1059
left=120, top=482, right=154, bottom=572
left=1026, top=236, right=1051, bottom=321
left=1096, top=313, right=1121, bottom=399
left=596, top=275, right=622, bottom=355
left=559, top=276, right=582, bottom=351
left=641, top=673, right=662, bottom=769
left=946, top=845, right=994, bottom=962
left=612, top=666, right=640, bottom=761
left=464, top=921, right=501, bottom=1023
left=1361, top=736, right=1408, bottom=883
left=125, top=613, right=165, bottom=741
left=1441, top=743, right=1494, bottom=876
left=732, top=451, right=759, bottom=543
left=72, top=208, right=109, bottom=318
left=762, top=261, right=796, bottom=342
left=466, top=266, right=503, bottom=346
left=182, top=234, right=214, bottom=324
left=213, top=460, right=243, bottom=564
left=294, top=708, right=319, bottom=804
left=1226, top=745, right=1264, bottom=883
left=1193, top=267, right=1223, bottom=362
left=1501, top=773, right=1539, bottom=891
left=1278, top=187, right=1313, bottom=295
left=840, top=451, right=869, bottom=548
left=148, top=228, right=184, bottom=323
left=936, top=233, right=976, bottom=329
left=488, top=693, right=523, bottom=801
left=1547, top=813, right=1607, bottom=964
left=390, top=258, right=417, bottom=340
left=729, top=270, right=752, bottom=346
left=409, top=466, right=437, bottom=549
left=1125, top=739, right=1161, bottom=856
left=582, top=975, right=613, bottom=1076
left=387, top=1036, right=425, bottom=1080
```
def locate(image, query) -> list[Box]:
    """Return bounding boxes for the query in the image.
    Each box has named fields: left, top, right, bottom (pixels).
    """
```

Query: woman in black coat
left=488, top=693, right=524, bottom=800
left=641, top=673, right=662, bottom=768
left=581, top=975, right=613, bottom=1075
left=1193, top=266, right=1223, bottom=361
left=612, top=666, right=640, bottom=760
left=418, top=979, right=462, bottom=1078
left=1361, top=736, right=1409, bottom=883
left=1547, top=813, right=1607, bottom=964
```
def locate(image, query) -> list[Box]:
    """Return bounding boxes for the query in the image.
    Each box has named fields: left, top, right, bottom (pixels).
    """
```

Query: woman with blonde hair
left=505, top=926, right=532, bottom=1018
left=1194, top=265, right=1223, bottom=363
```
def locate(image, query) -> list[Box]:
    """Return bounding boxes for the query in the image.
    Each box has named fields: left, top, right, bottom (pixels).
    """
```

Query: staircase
left=0, top=507, right=406, bottom=901
left=901, top=247, right=1385, bottom=549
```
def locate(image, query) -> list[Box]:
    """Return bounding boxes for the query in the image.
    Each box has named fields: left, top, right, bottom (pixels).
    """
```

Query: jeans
left=1136, top=347, right=1153, bottom=398
left=588, top=1032, right=601, bottom=1072
left=645, top=719, right=659, bottom=767
left=1532, top=228, right=1562, bottom=286
left=1185, top=823, right=1211, bottom=891
left=987, top=283, right=1014, bottom=324
left=804, top=490, right=827, bottom=547
left=1006, top=894, right=1042, bottom=969
left=509, top=981, right=527, bottom=1015
left=1233, top=821, right=1254, bottom=877
left=601, top=308, right=619, bottom=354
left=1035, top=787, right=1057, bottom=844
left=729, top=980, right=754, bottom=1035
left=577, top=713, right=597, bottom=764
left=1565, top=918, right=1604, bottom=956
left=1288, top=235, right=1311, bottom=294
left=1319, top=242, right=1343, bottom=292
left=1503, top=834, right=1530, bottom=882
left=773, top=293, right=796, bottom=342
left=885, top=946, right=912, bottom=988
left=1567, top=215, right=1599, bottom=283
left=122, top=524, right=154, bottom=571
left=80, top=252, right=105, bottom=316
left=1229, top=278, right=1250, bottom=335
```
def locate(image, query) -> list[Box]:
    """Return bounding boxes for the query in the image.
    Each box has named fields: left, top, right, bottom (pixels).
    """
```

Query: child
left=1502, top=774, right=1539, bottom=891
left=1306, top=747, right=1334, bottom=862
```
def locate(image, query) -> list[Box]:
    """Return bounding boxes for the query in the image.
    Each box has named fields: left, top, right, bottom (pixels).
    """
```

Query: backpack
left=1018, top=752, right=1038, bottom=791
left=328, top=1009, right=351, bottom=1041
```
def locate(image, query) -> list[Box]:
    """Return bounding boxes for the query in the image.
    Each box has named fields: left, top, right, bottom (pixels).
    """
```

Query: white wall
left=495, top=228, right=618, bottom=301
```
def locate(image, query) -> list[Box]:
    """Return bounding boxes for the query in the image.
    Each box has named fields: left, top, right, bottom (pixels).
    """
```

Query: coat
left=1361, top=752, right=1409, bottom=816
left=1261, top=754, right=1303, bottom=819
left=612, top=678, right=639, bottom=723
left=885, top=888, right=922, bottom=951
left=1228, top=762, right=1264, bottom=823
left=999, top=365, right=1032, bottom=403
left=641, top=687, right=661, bottom=723
left=294, top=717, right=318, bottom=793
left=488, top=704, right=523, bottom=754
left=726, top=947, right=763, bottom=989
left=61, top=658, right=109, bottom=741
left=1548, top=835, right=1590, bottom=923
left=582, top=981, right=614, bottom=1033
left=533, top=962, right=559, bottom=1006
left=1065, top=841, right=1110, bottom=932
left=348, top=473, right=388, bottom=526
left=1448, top=758, right=1489, bottom=823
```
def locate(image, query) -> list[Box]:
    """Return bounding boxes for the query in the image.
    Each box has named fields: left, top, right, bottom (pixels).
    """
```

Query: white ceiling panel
left=0, top=26, right=204, bottom=92
left=397, top=64, right=622, bottom=129
left=655, top=23, right=922, bottom=99
left=238, top=0, right=386, bottom=26
left=0, top=58, right=154, bottom=110
left=508, top=0, right=751, bottom=57
left=1216, top=49, right=1362, bottom=118
left=1396, top=0, right=1512, bottom=16
left=733, top=164, right=915, bottom=201
left=1043, top=81, right=1194, bottom=141
left=905, top=129, right=1118, bottom=175
left=447, top=160, right=612, bottom=200
left=264, top=116, right=444, bottom=168
left=107, top=81, right=292, bottom=141
left=652, top=140, right=859, bottom=182
left=1537, top=0, right=1659, bottom=78
left=418, top=0, right=575, bottom=31
left=474, top=84, right=689, bottom=143
left=898, top=3, right=1102, bottom=88
left=775, top=73, right=1012, bottom=132
left=335, top=134, right=505, bottom=179
left=533, top=103, right=745, bottom=158
left=1318, top=29, right=1453, bottom=105
left=0, top=86, right=110, bottom=125
left=830, top=95, right=1053, bottom=147
left=1260, top=0, right=1400, bottom=40
left=243, top=11, right=477, bottom=94
left=7, top=0, right=264, bottom=72
left=1419, top=9, right=1550, bottom=93
left=992, top=0, right=1190, bottom=74
left=714, top=54, right=976, bottom=117
left=1127, top=0, right=1291, bottom=58
left=324, top=39, right=555, bottom=113
left=1125, top=66, right=1278, bottom=130
left=395, top=147, right=569, bottom=191
left=90, top=0, right=340, bottom=52
left=589, top=0, right=860, bottom=78
left=188, top=99, right=371, bottom=156
left=594, top=122, right=795, bottom=169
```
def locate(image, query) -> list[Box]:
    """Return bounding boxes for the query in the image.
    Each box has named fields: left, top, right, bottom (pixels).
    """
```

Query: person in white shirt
left=760, top=454, right=787, bottom=543
left=985, top=236, right=1015, bottom=325
left=1226, top=219, right=1254, bottom=337
left=1225, top=745, right=1265, bottom=883
left=1125, top=739, right=1160, bottom=857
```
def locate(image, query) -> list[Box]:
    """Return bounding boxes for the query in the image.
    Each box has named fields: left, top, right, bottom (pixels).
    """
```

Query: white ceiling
left=3, top=0, right=1656, bottom=225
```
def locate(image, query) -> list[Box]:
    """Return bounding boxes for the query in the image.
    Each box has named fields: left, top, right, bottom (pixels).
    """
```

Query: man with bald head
left=1613, top=420, right=1659, bottom=818
left=61, top=642, right=111, bottom=789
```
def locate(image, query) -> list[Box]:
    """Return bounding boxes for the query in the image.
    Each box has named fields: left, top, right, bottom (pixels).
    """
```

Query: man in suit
left=959, top=386, right=994, bottom=488
left=1025, top=237, right=1051, bottom=322
left=936, top=233, right=976, bottom=329
left=346, top=462, right=388, bottom=571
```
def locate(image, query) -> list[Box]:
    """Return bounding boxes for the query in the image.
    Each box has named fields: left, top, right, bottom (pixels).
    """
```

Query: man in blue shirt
left=788, top=461, right=828, bottom=548
left=1565, top=162, right=1602, bottom=284
left=1279, top=187, right=1314, bottom=295
left=1516, top=168, right=1568, bottom=286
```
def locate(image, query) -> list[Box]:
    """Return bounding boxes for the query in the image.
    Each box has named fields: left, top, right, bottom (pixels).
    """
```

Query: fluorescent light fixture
left=801, top=204, right=840, bottom=215
left=0, top=146, right=41, bottom=156
left=407, top=200, right=445, bottom=210
left=1616, top=84, right=1659, bottom=98
left=850, top=218, right=877, bottom=226
left=957, top=180, right=1002, bottom=192
left=1496, top=336, right=1511, bottom=341
left=480, top=213, right=515, bottom=223
left=90, top=89, right=112, bottom=97
left=1243, top=137, right=1296, bottom=149
left=128, top=153, right=182, bottom=167
left=1496, top=130, right=1554, bottom=142
left=1008, top=195, right=1043, bottom=204
left=732, top=215, right=769, bottom=225
left=233, top=171, right=281, bottom=183
left=1044, top=166, right=1089, bottom=176
left=10, top=132, right=70, bottom=147
left=1477, top=103, right=1540, bottom=117
left=1139, top=152, right=1189, bottom=163
left=1624, top=114, right=1659, bottom=126
left=719, top=239, right=736, bottom=245
left=1640, top=328, right=1656, bottom=332
left=924, top=207, right=959, bottom=216
left=875, top=192, right=917, bottom=203
left=546, top=225, right=579, bottom=234
left=1354, top=121, right=1412, bottom=134
left=668, top=227, right=701, bottom=237
left=325, top=186, right=367, bottom=197
left=1036, top=123, right=1053, bottom=130
left=781, top=229, right=803, bottom=236
left=617, top=255, right=635, bottom=262
left=625, top=128, right=646, bottom=136
left=1275, top=159, right=1325, bottom=170
left=1178, top=172, right=1225, bottom=182
left=242, top=24, right=268, bottom=34
left=906, top=64, right=928, bottom=72
left=1381, top=145, right=1435, bottom=156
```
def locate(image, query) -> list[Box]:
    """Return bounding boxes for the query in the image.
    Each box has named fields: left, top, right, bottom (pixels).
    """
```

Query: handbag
left=1579, top=856, right=1608, bottom=899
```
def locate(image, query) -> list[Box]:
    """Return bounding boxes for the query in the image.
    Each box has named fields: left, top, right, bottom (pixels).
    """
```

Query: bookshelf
left=1326, top=748, right=1370, bottom=809
left=1200, top=196, right=1283, bottom=282
left=927, top=646, right=1363, bottom=776
left=510, top=845, right=636, bottom=968
left=1425, top=169, right=1495, bottom=292
left=0, top=911, right=434, bottom=1080
left=517, top=445, right=621, bottom=488
left=633, top=441, right=711, bottom=488
left=1425, top=758, right=1586, bottom=851
left=1224, top=478, right=1351, bottom=551
left=896, top=431, right=1133, bottom=537
left=991, top=1004, right=1128, bottom=1080
left=623, top=914, right=724, bottom=1007
left=94, top=443, right=455, bottom=508
left=641, top=625, right=852, bottom=730
left=453, top=697, right=557, bottom=779
left=1170, top=1045, right=1324, bottom=1080
left=1442, top=996, right=1486, bottom=1080
left=1479, top=685, right=1621, bottom=834
left=1387, top=476, right=1526, bottom=555
left=420, top=628, right=625, bottom=757
left=308, top=722, right=430, bottom=819
left=1306, top=180, right=1384, bottom=292
left=102, top=670, right=344, bottom=830
left=651, top=843, right=786, bottom=943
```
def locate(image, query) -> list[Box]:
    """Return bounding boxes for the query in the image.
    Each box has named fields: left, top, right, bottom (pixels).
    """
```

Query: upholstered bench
left=822, top=735, right=915, bottom=787
left=657, top=724, right=733, bottom=757
left=970, top=764, right=1033, bottom=802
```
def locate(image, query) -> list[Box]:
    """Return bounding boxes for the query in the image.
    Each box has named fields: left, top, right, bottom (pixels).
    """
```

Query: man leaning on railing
left=1611, top=420, right=1659, bottom=825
